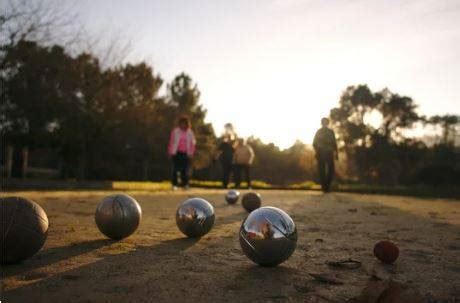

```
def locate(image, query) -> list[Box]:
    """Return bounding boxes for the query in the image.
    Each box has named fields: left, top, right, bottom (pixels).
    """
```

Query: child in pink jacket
left=168, top=116, right=196, bottom=189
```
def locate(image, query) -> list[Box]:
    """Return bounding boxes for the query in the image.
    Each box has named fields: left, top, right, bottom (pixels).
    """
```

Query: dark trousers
left=317, top=152, right=334, bottom=192
left=221, top=160, right=233, bottom=188
left=234, top=164, right=251, bottom=188
left=172, top=152, right=190, bottom=187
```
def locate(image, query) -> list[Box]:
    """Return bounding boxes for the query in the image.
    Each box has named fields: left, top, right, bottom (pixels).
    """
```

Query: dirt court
left=1, top=190, right=459, bottom=302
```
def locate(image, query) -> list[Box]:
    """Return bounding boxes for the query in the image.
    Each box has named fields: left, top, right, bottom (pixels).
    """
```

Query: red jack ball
left=374, top=240, right=399, bottom=264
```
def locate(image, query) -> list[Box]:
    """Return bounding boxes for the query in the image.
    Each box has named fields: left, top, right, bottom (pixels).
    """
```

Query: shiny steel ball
left=95, top=194, right=142, bottom=240
left=225, top=190, right=240, bottom=204
left=176, top=198, right=215, bottom=238
left=241, top=192, right=261, bottom=212
left=239, top=206, right=297, bottom=266
left=0, top=197, right=49, bottom=264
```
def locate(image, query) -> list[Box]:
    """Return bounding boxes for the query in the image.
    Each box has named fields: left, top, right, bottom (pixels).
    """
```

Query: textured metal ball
left=95, top=194, right=142, bottom=240
left=241, top=192, right=262, bottom=212
left=176, top=198, right=215, bottom=238
left=225, top=190, right=240, bottom=204
left=239, top=206, right=297, bottom=266
left=0, top=196, right=49, bottom=264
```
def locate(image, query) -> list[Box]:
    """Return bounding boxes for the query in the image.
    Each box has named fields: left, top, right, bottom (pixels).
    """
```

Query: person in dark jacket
left=217, top=123, right=236, bottom=188
left=313, top=118, right=338, bottom=192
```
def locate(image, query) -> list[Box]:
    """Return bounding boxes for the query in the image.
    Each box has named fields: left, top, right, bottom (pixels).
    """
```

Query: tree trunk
left=142, top=158, right=149, bottom=181
left=21, top=146, right=29, bottom=179
left=12, top=146, right=23, bottom=178
left=77, top=154, right=86, bottom=180
left=6, top=145, right=14, bottom=178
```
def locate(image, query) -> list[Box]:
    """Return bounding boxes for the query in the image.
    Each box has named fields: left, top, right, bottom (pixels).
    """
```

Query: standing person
left=233, top=138, right=255, bottom=189
left=168, top=116, right=196, bottom=190
left=217, top=123, right=236, bottom=188
left=313, top=117, right=338, bottom=192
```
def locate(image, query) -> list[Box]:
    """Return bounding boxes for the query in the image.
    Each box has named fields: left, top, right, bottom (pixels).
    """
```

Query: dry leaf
left=309, top=273, right=344, bottom=285
left=327, top=258, right=362, bottom=270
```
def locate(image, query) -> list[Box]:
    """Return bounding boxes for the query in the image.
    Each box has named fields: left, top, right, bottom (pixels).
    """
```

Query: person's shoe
left=172, top=186, right=178, bottom=191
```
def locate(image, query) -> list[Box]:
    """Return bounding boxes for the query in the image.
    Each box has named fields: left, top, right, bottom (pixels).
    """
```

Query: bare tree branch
left=1, top=0, right=82, bottom=50
left=80, top=28, right=133, bottom=69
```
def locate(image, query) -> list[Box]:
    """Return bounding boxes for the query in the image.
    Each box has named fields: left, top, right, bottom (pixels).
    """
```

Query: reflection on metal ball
left=95, top=194, right=142, bottom=240
left=241, top=192, right=261, bottom=212
left=225, top=190, right=240, bottom=204
left=0, top=197, right=49, bottom=264
left=176, top=198, right=215, bottom=238
left=239, top=206, right=297, bottom=266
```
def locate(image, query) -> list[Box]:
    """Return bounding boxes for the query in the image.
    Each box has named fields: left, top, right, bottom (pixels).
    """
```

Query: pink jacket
left=168, top=127, right=196, bottom=157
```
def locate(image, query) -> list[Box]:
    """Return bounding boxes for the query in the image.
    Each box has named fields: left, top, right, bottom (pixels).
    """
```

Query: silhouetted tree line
left=245, top=138, right=316, bottom=185
left=194, top=139, right=317, bottom=185
left=1, top=41, right=459, bottom=185
left=329, top=85, right=460, bottom=186
left=1, top=40, right=215, bottom=180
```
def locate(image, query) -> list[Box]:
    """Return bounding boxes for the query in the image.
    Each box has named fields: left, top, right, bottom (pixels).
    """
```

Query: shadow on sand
left=3, top=239, right=113, bottom=278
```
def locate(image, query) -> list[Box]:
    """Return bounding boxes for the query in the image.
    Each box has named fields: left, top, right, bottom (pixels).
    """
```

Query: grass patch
left=111, top=181, right=171, bottom=191
left=190, top=180, right=273, bottom=189
left=2, top=178, right=459, bottom=199
left=289, top=181, right=321, bottom=190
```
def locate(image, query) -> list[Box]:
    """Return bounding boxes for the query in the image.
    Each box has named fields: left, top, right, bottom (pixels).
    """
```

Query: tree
left=1, top=0, right=79, bottom=60
left=1, top=40, right=76, bottom=177
left=427, top=115, right=459, bottom=145
left=97, top=63, right=165, bottom=180
left=1, top=0, right=81, bottom=178
left=330, top=85, right=378, bottom=148
left=329, top=84, right=421, bottom=184
left=54, top=52, right=105, bottom=179
left=377, top=91, right=419, bottom=142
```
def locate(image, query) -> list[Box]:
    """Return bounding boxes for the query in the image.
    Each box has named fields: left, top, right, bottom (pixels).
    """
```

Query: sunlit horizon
left=70, top=0, right=460, bottom=149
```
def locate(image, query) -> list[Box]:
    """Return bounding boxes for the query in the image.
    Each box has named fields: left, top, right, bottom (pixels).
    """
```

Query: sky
left=71, top=0, right=459, bottom=148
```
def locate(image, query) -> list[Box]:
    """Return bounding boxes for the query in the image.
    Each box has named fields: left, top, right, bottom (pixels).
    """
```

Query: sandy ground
left=1, top=190, right=459, bottom=302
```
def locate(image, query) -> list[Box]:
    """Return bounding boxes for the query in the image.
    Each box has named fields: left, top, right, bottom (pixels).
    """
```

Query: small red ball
left=373, top=240, right=399, bottom=264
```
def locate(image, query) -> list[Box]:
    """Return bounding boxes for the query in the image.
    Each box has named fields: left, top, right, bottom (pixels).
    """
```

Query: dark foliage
left=1, top=41, right=215, bottom=180
left=330, top=85, right=460, bottom=186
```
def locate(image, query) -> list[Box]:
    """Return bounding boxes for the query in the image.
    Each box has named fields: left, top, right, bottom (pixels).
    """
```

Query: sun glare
left=364, top=110, right=383, bottom=130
